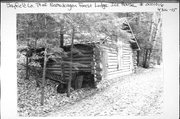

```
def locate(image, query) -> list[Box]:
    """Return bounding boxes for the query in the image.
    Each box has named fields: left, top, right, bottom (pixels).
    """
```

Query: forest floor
left=17, top=66, right=163, bottom=117
left=49, top=66, right=163, bottom=116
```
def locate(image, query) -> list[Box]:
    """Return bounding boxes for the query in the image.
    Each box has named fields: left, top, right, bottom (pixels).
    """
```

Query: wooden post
left=67, top=27, right=74, bottom=97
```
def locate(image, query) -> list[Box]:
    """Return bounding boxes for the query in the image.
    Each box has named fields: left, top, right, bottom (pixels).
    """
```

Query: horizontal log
left=63, top=64, right=91, bottom=67
left=108, top=64, right=118, bottom=67
left=122, top=60, right=131, bottom=63
left=108, top=59, right=118, bottom=62
left=107, top=69, right=131, bottom=75
left=122, top=63, right=131, bottom=67
left=108, top=62, right=118, bottom=65
left=123, top=61, right=131, bottom=64
left=63, top=62, right=92, bottom=65
left=108, top=54, right=118, bottom=57
left=122, top=52, right=131, bottom=55
left=106, top=52, right=117, bottom=55
left=63, top=61, right=92, bottom=65
left=72, top=54, right=93, bottom=59
left=63, top=67, right=91, bottom=70
left=70, top=51, right=93, bottom=54
left=108, top=61, right=118, bottom=65
left=63, top=70, right=91, bottom=73
left=63, top=57, right=93, bottom=61
left=122, top=49, right=131, bottom=52
left=122, top=66, right=130, bottom=69
left=108, top=57, right=118, bottom=60
left=123, top=55, right=131, bottom=57
left=108, top=60, right=118, bottom=64
left=48, top=71, right=62, bottom=75
left=123, top=57, right=131, bottom=60
left=107, top=62, right=118, bottom=66
left=122, top=57, right=130, bottom=60
left=122, top=50, right=131, bottom=53
left=108, top=57, right=118, bottom=61
left=123, top=62, right=131, bottom=65
left=107, top=49, right=117, bottom=52
left=122, top=54, right=131, bottom=56
left=64, top=71, right=78, bottom=74
left=64, top=64, right=91, bottom=67
left=63, top=64, right=91, bottom=68
left=123, top=58, right=131, bottom=61
left=63, top=69, right=91, bottom=73
left=107, top=52, right=118, bottom=56
left=47, top=67, right=61, bottom=70
left=48, top=60, right=93, bottom=67
left=108, top=66, right=118, bottom=70
left=108, top=68, right=118, bottom=72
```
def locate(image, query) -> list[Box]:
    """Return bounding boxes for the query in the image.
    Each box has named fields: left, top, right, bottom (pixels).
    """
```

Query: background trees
left=126, top=12, right=162, bottom=68
left=115, top=12, right=162, bottom=67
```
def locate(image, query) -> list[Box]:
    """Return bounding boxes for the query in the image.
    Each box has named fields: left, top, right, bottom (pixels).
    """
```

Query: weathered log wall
left=132, top=51, right=138, bottom=73
left=97, top=42, right=134, bottom=80
left=47, top=44, right=94, bottom=82
left=46, top=42, right=137, bottom=84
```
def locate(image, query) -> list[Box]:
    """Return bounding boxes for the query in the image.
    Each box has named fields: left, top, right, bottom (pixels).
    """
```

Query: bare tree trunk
left=25, top=55, right=29, bottom=80
left=34, top=38, right=40, bottom=87
left=143, top=49, right=148, bottom=68
left=143, top=13, right=155, bottom=68
left=60, top=33, right=64, bottom=48
left=157, top=56, right=161, bottom=65
left=143, top=48, right=153, bottom=68
left=40, top=47, right=47, bottom=106
left=25, top=40, right=30, bottom=80
left=60, top=18, right=64, bottom=48
left=148, top=14, right=161, bottom=66
left=148, top=48, right=152, bottom=64
left=67, top=28, right=74, bottom=97
left=40, top=15, right=47, bottom=106
left=137, top=50, right=140, bottom=66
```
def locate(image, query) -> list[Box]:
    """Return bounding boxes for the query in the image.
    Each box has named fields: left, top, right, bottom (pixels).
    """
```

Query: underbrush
left=17, top=67, right=99, bottom=117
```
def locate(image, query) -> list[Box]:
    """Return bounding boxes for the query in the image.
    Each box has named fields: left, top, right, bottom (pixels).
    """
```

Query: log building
left=46, top=18, right=140, bottom=90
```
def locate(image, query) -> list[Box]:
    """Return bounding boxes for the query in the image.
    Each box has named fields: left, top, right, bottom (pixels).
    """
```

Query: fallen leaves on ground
left=17, top=66, right=163, bottom=117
